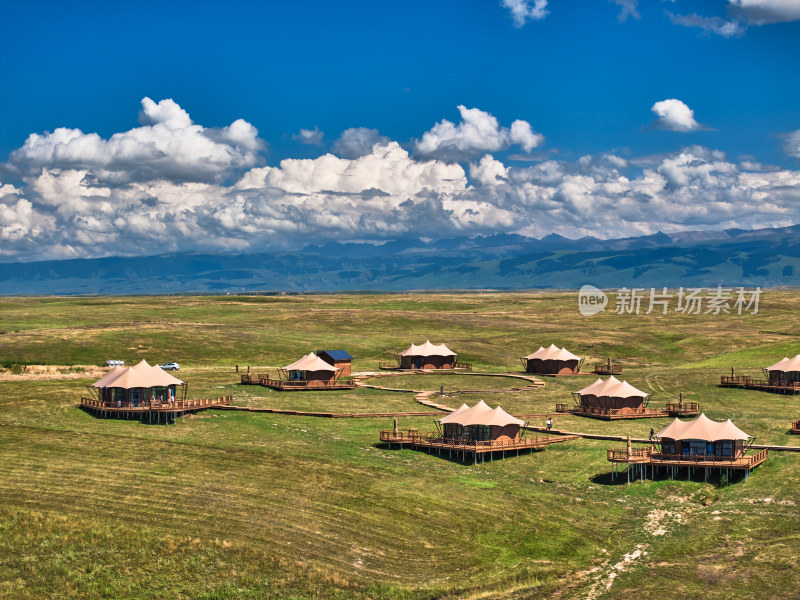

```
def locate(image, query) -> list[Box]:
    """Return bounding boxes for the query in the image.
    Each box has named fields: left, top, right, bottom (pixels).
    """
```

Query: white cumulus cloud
left=293, top=127, right=324, bottom=146
left=501, top=0, right=548, bottom=27
left=651, top=99, right=703, bottom=131
left=332, top=127, right=391, bottom=159
left=415, top=106, right=544, bottom=161
left=8, top=97, right=264, bottom=184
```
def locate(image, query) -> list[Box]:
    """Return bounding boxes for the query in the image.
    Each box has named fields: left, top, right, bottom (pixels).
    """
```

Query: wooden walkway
left=379, top=429, right=578, bottom=462
left=720, top=375, right=800, bottom=395
left=606, top=447, right=769, bottom=471
left=216, top=406, right=442, bottom=418
left=557, top=402, right=700, bottom=421
left=80, top=396, right=232, bottom=422
left=241, top=374, right=355, bottom=391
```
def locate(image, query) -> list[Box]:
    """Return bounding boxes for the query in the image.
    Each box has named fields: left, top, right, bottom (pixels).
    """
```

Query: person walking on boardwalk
left=546, top=417, right=552, bottom=431
left=649, top=427, right=654, bottom=440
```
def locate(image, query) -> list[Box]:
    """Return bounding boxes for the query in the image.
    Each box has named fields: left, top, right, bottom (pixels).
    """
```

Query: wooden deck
left=720, top=375, right=800, bottom=395
left=378, top=361, right=473, bottom=371
left=607, top=446, right=768, bottom=471
left=80, top=396, right=232, bottom=422
left=594, top=362, right=622, bottom=375
left=379, top=429, right=578, bottom=460
left=561, top=402, right=700, bottom=420
left=240, top=373, right=355, bottom=390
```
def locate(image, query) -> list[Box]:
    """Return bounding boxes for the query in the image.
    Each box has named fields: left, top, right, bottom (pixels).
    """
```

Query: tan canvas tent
left=397, top=340, right=458, bottom=369
left=573, top=376, right=651, bottom=415
left=522, top=343, right=583, bottom=375
left=438, top=401, right=525, bottom=442
left=656, top=413, right=751, bottom=458
left=765, top=354, right=800, bottom=384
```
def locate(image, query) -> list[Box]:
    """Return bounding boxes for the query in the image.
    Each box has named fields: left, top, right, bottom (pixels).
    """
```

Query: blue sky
left=0, top=0, right=798, bottom=261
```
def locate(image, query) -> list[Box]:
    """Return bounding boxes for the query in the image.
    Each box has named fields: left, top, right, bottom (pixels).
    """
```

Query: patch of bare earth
left=0, top=365, right=107, bottom=382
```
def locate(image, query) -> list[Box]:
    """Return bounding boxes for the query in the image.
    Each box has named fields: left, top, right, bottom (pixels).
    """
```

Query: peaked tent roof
left=398, top=340, right=457, bottom=357
left=767, top=354, right=800, bottom=372
left=92, top=360, right=184, bottom=389
left=577, top=376, right=647, bottom=398
left=438, top=403, right=471, bottom=424
left=578, top=375, right=621, bottom=396
left=92, top=365, right=127, bottom=388
left=284, top=352, right=339, bottom=372
left=134, top=359, right=184, bottom=386
left=482, top=406, right=525, bottom=427
left=656, top=413, right=751, bottom=441
left=438, top=400, right=492, bottom=426
left=438, top=401, right=523, bottom=427
left=317, top=350, right=353, bottom=360
left=610, top=380, right=649, bottom=399
left=524, top=344, right=581, bottom=361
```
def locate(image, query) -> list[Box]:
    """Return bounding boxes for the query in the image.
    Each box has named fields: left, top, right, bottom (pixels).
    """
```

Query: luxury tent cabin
left=316, top=350, right=353, bottom=376
left=438, top=400, right=524, bottom=443
left=522, top=344, right=583, bottom=375
left=720, top=355, right=800, bottom=394
left=80, top=360, right=231, bottom=422
left=256, top=352, right=355, bottom=390
left=379, top=400, right=577, bottom=463
left=91, top=359, right=185, bottom=407
left=570, top=376, right=655, bottom=419
left=607, top=413, right=768, bottom=482
left=395, top=340, right=459, bottom=370
left=765, top=355, right=800, bottom=386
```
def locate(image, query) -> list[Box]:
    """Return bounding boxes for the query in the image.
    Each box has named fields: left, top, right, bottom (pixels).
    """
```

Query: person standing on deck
left=546, top=417, right=552, bottom=430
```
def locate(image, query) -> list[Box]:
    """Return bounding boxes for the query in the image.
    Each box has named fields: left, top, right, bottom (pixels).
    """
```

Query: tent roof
left=438, top=403, right=471, bottom=424
left=767, top=354, right=800, bottom=372
left=92, top=360, right=184, bottom=389
left=317, top=350, right=353, bottom=360
left=398, top=340, right=457, bottom=357
left=524, top=344, right=581, bottom=361
left=656, top=413, right=751, bottom=442
left=578, top=375, right=621, bottom=396
left=577, top=376, right=647, bottom=398
left=438, top=401, right=523, bottom=427
left=284, top=352, right=339, bottom=372
left=92, top=365, right=126, bottom=388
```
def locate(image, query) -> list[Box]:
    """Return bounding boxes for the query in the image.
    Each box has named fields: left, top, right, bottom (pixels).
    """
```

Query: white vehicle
left=105, top=359, right=125, bottom=367
left=159, top=362, right=180, bottom=371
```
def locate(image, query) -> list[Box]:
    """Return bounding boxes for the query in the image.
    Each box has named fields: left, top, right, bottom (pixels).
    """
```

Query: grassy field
left=0, top=291, right=799, bottom=599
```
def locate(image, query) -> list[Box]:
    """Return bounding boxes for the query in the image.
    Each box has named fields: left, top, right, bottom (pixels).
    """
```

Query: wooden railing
left=608, top=446, right=768, bottom=468
left=720, top=376, right=800, bottom=392
left=555, top=403, right=569, bottom=413
left=720, top=375, right=753, bottom=385
left=607, top=447, right=652, bottom=462
left=665, top=401, right=701, bottom=415
left=791, top=419, right=800, bottom=434
left=80, top=396, right=232, bottom=410
left=240, top=373, right=263, bottom=384
left=594, top=363, right=622, bottom=375
left=259, top=376, right=354, bottom=389
left=379, top=429, right=571, bottom=450
left=572, top=406, right=666, bottom=417
left=454, top=362, right=473, bottom=371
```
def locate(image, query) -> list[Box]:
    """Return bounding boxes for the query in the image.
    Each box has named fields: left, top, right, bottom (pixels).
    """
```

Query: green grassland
left=0, top=292, right=799, bottom=599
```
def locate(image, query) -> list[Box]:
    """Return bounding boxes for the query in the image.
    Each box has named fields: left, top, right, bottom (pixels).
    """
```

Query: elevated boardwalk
left=556, top=401, right=700, bottom=420
left=720, top=375, right=800, bottom=395
left=606, top=447, right=768, bottom=471
left=80, top=396, right=232, bottom=423
left=379, top=429, right=578, bottom=463
left=241, top=373, right=355, bottom=391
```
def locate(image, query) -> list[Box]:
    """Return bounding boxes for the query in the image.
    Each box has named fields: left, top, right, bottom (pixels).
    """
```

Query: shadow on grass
left=373, top=442, right=547, bottom=465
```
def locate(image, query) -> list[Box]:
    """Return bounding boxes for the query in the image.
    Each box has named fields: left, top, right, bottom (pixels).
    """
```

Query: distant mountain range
left=1, top=225, right=799, bottom=294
